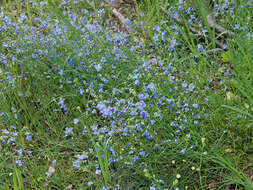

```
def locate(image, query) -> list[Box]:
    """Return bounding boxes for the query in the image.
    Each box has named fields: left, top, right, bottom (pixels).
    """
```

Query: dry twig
left=109, top=5, right=138, bottom=41
left=111, top=8, right=128, bottom=27
left=173, top=16, right=226, bottom=49
left=207, top=13, right=235, bottom=37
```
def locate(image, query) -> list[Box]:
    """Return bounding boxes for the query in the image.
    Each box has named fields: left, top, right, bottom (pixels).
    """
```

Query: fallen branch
left=111, top=8, right=128, bottom=28
left=173, top=17, right=226, bottom=49
left=108, top=5, right=139, bottom=42
left=110, top=5, right=231, bottom=50
left=207, top=13, right=235, bottom=37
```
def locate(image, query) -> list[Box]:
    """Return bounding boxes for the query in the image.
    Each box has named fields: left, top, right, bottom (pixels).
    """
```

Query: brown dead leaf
left=225, top=148, right=233, bottom=153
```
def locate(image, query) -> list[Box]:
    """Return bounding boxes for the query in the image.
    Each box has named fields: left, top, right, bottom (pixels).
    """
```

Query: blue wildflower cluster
left=0, top=0, right=252, bottom=189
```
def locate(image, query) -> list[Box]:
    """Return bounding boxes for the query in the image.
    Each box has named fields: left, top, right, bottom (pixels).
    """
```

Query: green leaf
left=222, top=105, right=253, bottom=119
left=13, top=163, right=24, bottom=190
left=222, top=51, right=231, bottom=63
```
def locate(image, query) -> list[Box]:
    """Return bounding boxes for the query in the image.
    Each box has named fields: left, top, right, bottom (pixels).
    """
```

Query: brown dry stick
left=173, top=17, right=226, bottom=49
left=207, top=13, right=235, bottom=37
left=110, top=7, right=139, bottom=42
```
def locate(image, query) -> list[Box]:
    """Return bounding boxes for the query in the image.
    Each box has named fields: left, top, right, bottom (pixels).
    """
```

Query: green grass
left=0, top=0, right=252, bottom=189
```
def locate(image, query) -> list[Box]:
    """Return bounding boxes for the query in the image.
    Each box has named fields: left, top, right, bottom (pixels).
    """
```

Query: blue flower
left=136, top=101, right=146, bottom=110
left=17, top=149, right=24, bottom=155
left=58, top=99, right=67, bottom=111
left=182, top=82, right=188, bottom=88
left=147, top=82, right=155, bottom=92
left=124, top=18, right=131, bottom=26
left=96, top=169, right=101, bottom=175
left=2, top=129, right=9, bottom=134
left=197, top=44, right=203, bottom=52
left=82, top=127, right=86, bottom=135
left=133, top=155, right=140, bottom=162
left=89, top=148, right=93, bottom=153
left=73, top=118, right=79, bottom=125
left=64, top=127, right=73, bottom=135
left=150, top=184, right=155, bottom=190
left=16, top=160, right=23, bottom=167
left=79, top=88, right=84, bottom=95
left=25, top=132, right=32, bottom=141
left=193, top=104, right=199, bottom=109
left=103, top=107, right=112, bottom=117
left=143, top=130, right=149, bottom=138
left=139, top=151, right=146, bottom=157
left=73, top=160, right=80, bottom=168
left=180, top=149, right=186, bottom=155
left=94, top=64, right=102, bottom=72
left=234, top=24, right=240, bottom=30
left=14, top=114, right=18, bottom=120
